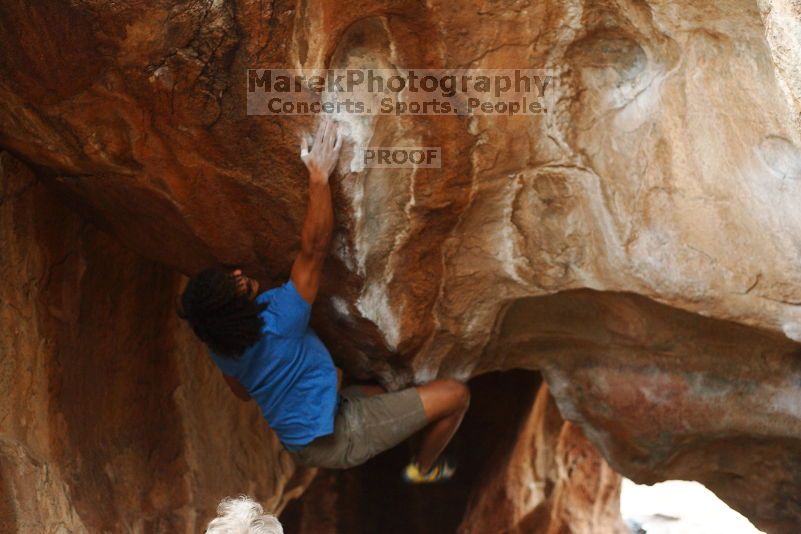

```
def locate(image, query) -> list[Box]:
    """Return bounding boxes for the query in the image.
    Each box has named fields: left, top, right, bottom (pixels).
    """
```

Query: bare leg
left=414, top=379, right=470, bottom=473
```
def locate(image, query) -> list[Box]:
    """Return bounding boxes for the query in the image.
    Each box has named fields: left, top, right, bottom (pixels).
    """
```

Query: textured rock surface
left=459, top=384, right=626, bottom=534
left=494, top=290, right=801, bottom=532
left=0, top=152, right=308, bottom=532
left=2, top=0, right=801, bottom=531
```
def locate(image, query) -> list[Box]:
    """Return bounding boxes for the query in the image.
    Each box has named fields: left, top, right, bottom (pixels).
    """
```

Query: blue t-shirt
left=210, top=280, right=339, bottom=451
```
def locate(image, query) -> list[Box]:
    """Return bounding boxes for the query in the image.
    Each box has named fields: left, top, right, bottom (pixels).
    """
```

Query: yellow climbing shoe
left=402, top=457, right=456, bottom=484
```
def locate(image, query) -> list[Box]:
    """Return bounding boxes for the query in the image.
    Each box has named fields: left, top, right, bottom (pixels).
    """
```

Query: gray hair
left=205, top=496, right=283, bottom=534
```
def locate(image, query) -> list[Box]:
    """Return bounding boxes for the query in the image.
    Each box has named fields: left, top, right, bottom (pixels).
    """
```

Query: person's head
left=178, top=266, right=265, bottom=358
left=205, top=496, right=283, bottom=534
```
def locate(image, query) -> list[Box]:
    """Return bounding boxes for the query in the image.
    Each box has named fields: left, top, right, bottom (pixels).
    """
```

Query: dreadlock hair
left=178, top=267, right=267, bottom=358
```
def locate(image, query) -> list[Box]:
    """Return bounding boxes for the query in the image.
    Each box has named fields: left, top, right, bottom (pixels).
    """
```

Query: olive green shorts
left=289, top=386, right=429, bottom=469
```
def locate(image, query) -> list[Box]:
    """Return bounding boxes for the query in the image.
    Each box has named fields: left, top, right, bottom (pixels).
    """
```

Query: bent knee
left=440, top=379, right=470, bottom=411
left=416, top=379, right=471, bottom=420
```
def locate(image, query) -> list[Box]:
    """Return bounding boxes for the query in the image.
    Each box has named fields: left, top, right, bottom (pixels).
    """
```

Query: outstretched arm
left=291, top=118, right=342, bottom=304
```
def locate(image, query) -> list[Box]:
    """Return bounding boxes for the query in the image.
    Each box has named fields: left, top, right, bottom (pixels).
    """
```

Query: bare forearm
left=292, top=118, right=341, bottom=303
left=300, top=172, right=334, bottom=256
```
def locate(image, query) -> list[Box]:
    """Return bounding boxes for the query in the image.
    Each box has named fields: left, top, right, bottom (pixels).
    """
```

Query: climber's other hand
left=301, top=117, right=342, bottom=183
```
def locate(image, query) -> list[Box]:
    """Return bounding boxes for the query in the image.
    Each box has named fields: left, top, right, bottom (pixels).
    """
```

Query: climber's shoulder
left=260, top=280, right=311, bottom=337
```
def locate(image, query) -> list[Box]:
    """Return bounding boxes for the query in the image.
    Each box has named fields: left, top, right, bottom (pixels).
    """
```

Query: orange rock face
left=0, top=152, right=310, bottom=531
left=2, top=0, right=801, bottom=532
left=459, top=384, right=626, bottom=534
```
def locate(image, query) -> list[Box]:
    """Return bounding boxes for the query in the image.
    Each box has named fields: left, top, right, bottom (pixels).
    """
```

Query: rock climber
left=178, top=118, right=469, bottom=482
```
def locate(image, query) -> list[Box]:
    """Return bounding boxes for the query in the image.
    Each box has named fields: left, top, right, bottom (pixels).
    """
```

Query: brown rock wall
left=0, top=152, right=305, bottom=532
